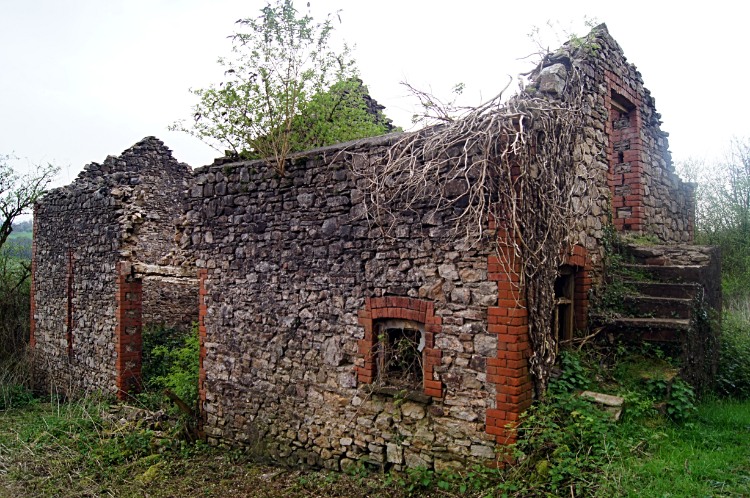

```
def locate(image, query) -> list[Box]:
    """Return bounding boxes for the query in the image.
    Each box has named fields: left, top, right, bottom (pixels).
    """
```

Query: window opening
left=611, top=92, right=634, bottom=113
left=376, top=319, right=425, bottom=391
left=553, top=265, right=575, bottom=353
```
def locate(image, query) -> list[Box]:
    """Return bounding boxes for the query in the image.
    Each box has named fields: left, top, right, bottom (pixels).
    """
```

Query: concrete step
left=621, top=295, right=693, bottom=320
left=623, top=281, right=702, bottom=299
left=601, top=316, right=690, bottom=342
left=621, top=264, right=703, bottom=284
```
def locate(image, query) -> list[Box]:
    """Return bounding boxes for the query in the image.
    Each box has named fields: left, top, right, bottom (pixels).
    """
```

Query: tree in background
left=677, top=138, right=750, bottom=302
left=170, top=0, right=392, bottom=176
left=1, top=155, right=57, bottom=249
left=0, top=154, right=57, bottom=366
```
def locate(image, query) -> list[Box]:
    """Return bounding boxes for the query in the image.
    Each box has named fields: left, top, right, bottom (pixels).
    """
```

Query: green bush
left=716, top=311, right=750, bottom=399
left=142, top=324, right=200, bottom=409
left=0, top=383, right=34, bottom=410
left=548, top=350, right=590, bottom=393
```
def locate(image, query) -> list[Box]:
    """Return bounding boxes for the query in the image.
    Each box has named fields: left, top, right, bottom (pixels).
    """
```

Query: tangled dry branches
left=361, top=67, right=598, bottom=394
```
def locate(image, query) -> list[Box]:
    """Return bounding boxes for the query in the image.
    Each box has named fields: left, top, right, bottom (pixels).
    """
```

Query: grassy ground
left=1, top=395, right=749, bottom=497
left=6, top=233, right=31, bottom=240
left=602, top=398, right=750, bottom=497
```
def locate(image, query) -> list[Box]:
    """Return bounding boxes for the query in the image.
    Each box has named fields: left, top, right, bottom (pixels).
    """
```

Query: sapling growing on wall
left=170, top=0, right=391, bottom=176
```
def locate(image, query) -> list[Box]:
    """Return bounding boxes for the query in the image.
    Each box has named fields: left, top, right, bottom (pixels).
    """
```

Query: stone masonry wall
left=33, top=137, right=196, bottom=396
left=31, top=25, right=700, bottom=470
left=179, top=24, right=694, bottom=470
left=526, top=24, right=694, bottom=249
left=182, top=135, right=507, bottom=471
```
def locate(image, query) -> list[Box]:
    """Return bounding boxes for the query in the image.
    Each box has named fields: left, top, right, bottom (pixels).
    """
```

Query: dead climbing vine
left=359, top=64, right=599, bottom=395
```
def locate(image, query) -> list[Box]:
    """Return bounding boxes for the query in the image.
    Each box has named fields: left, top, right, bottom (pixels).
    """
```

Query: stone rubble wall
left=115, top=138, right=199, bottom=332
left=527, top=24, right=694, bottom=248
left=33, top=137, right=196, bottom=395
left=182, top=135, right=503, bottom=471
left=180, top=24, right=697, bottom=471
left=31, top=25, right=703, bottom=471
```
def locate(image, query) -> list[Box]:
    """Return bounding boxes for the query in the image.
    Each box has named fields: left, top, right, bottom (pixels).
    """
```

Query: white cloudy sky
left=1, top=0, right=746, bottom=192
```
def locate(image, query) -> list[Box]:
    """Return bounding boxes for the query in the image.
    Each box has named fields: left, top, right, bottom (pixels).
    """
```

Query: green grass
left=1, top=393, right=749, bottom=497
left=6, top=232, right=31, bottom=240
left=602, top=398, right=750, bottom=497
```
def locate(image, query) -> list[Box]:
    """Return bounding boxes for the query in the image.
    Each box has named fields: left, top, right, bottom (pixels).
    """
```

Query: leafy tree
left=0, top=154, right=58, bottom=365
left=677, top=137, right=750, bottom=300
left=170, top=0, right=392, bottom=176
left=1, top=155, right=57, bottom=250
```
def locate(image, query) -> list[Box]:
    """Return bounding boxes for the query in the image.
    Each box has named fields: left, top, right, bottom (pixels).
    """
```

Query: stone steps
left=621, top=295, right=693, bottom=320
left=621, top=264, right=703, bottom=283
left=603, top=316, right=691, bottom=342
left=593, top=243, right=717, bottom=343
left=624, top=281, right=702, bottom=300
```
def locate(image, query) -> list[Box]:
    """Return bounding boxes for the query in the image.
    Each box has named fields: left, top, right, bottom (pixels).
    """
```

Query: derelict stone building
left=31, top=25, right=717, bottom=471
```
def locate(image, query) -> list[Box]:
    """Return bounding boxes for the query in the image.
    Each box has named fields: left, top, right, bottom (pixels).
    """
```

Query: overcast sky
left=1, top=0, right=747, bottom=194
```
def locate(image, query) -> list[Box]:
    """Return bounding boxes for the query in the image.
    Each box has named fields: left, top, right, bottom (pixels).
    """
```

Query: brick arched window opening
left=357, top=297, right=443, bottom=398
left=374, top=318, right=425, bottom=391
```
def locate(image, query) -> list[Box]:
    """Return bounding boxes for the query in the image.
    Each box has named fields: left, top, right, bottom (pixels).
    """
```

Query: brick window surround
left=605, top=70, right=644, bottom=233
left=561, top=245, right=593, bottom=333
left=357, top=297, right=444, bottom=398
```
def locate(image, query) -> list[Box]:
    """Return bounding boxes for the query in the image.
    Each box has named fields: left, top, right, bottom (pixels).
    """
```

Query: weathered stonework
left=32, top=138, right=198, bottom=397
left=32, top=25, right=705, bottom=469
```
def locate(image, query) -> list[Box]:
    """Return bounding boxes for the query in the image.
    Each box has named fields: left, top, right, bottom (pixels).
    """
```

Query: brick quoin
left=485, top=226, right=533, bottom=449
left=485, top=228, right=593, bottom=456
left=358, top=297, right=444, bottom=398
left=115, top=262, right=143, bottom=400
left=197, top=269, right=208, bottom=432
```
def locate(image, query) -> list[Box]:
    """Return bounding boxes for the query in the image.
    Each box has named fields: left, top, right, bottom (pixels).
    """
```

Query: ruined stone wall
left=176, top=25, right=700, bottom=471
left=527, top=24, right=694, bottom=247
left=33, top=137, right=196, bottom=395
left=31, top=25, right=701, bottom=469
left=182, top=135, right=503, bottom=471
left=116, top=138, right=198, bottom=331
left=34, top=158, right=127, bottom=394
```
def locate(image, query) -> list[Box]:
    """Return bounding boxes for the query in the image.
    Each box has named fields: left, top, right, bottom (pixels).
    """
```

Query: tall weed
left=716, top=310, right=750, bottom=399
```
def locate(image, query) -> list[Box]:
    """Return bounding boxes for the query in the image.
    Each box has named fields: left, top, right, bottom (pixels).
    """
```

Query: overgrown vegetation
left=678, top=137, right=750, bottom=301
left=140, top=324, right=201, bottom=412
left=170, top=0, right=393, bottom=176
left=3, top=341, right=750, bottom=497
left=0, top=153, right=57, bottom=417
left=364, top=34, right=602, bottom=395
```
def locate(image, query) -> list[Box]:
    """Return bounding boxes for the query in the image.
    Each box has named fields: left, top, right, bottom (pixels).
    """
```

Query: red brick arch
left=357, top=297, right=444, bottom=398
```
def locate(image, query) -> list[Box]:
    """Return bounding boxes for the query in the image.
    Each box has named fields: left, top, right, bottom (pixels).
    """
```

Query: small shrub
left=142, top=324, right=200, bottom=409
left=548, top=350, right=590, bottom=393
left=667, top=378, right=696, bottom=421
left=0, top=383, right=35, bottom=410
left=716, top=310, right=750, bottom=399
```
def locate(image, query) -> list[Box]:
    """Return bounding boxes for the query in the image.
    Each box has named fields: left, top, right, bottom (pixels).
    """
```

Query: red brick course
left=197, top=269, right=208, bottom=431
left=485, top=228, right=533, bottom=446
left=115, top=262, right=142, bottom=400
